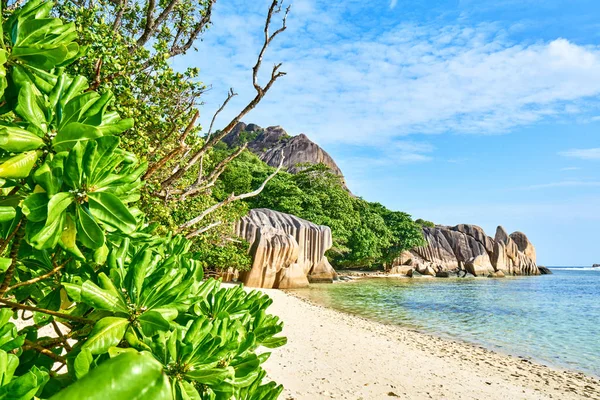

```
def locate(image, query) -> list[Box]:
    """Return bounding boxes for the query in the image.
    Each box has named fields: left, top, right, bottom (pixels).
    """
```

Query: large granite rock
left=234, top=209, right=337, bottom=288
left=223, top=122, right=346, bottom=185
left=394, top=224, right=541, bottom=277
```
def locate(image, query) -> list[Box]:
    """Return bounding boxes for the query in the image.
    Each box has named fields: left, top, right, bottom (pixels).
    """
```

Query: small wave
left=550, top=267, right=600, bottom=271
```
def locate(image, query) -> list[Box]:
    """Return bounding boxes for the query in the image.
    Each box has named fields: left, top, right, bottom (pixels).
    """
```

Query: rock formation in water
left=391, top=224, right=543, bottom=277
left=234, top=208, right=337, bottom=289
left=223, top=122, right=346, bottom=185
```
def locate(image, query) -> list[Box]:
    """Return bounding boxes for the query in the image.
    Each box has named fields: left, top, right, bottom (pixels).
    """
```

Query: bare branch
left=112, top=0, right=128, bottom=31
left=136, top=0, right=157, bottom=47
left=185, top=221, right=222, bottom=239
left=182, top=143, right=248, bottom=200
left=160, top=2, right=289, bottom=190
left=253, top=1, right=290, bottom=95
left=208, top=88, right=237, bottom=138
left=169, top=1, right=215, bottom=57
left=0, top=299, right=94, bottom=325
left=179, top=152, right=284, bottom=233
left=144, top=110, right=200, bottom=180
left=23, top=339, right=66, bottom=364
left=7, top=260, right=68, bottom=292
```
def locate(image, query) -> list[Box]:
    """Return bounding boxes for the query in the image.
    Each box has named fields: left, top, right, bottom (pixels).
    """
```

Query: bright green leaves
left=30, top=192, right=72, bottom=249
left=50, top=352, right=172, bottom=400
left=6, top=0, right=81, bottom=71
left=0, top=50, right=7, bottom=99
left=74, top=205, right=104, bottom=249
left=82, top=317, right=129, bottom=355
left=138, top=312, right=170, bottom=337
left=0, top=125, right=44, bottom=152
left=88, top=192, right=136, bottom=234
left=0, top=150, right=39, bottom=178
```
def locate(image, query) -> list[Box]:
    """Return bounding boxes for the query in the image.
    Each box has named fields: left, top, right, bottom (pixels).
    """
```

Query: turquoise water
left=291, top=268, right=600, bottom=377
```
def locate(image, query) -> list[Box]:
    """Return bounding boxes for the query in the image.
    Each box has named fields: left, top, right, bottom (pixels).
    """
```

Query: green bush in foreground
left=0, top=1, right=286, bottom=398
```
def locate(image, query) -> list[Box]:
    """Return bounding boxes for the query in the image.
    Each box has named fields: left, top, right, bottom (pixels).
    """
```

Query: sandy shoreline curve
left=260, top=288, right=600, bottom=400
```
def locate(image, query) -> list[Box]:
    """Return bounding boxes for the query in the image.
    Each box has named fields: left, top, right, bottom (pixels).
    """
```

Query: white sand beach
left=262, top=288, right=600, bottom=400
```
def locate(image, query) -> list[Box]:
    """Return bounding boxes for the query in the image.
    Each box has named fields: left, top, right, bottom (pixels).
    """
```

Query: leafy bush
left=0, top=1, right=286, bottom=399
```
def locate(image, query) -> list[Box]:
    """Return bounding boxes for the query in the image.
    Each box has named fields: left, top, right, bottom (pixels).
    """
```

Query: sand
left=261, top=288, right=600, bottom=400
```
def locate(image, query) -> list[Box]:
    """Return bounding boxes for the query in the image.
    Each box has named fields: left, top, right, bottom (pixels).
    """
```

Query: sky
left=177, top=0, right=600, bottom=266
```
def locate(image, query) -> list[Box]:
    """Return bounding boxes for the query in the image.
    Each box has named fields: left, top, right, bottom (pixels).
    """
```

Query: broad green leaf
left=73, top=348, right=93, bottom=379
left=11, top=44, right=69, bottom=70
left=88, top=192, right=136, bottom=234
left=22, top=193, right=48, bottom=222
left=53, top=122, right=102, bottom=153
left=0, top=206, right=16, bottom=222
left=81, top=317, right=129, bottom=355
left=30, top=192, right=72, bottom=249
left=177, top=381, right=201, bottom=400
left=0, top=126, right=44, bottom=152
left=0, top=50, right=7, bottom=98
left=138, top=311, right=170, bottom=337
left=80, top=280, right=127, bottom=313
left=14, top=82, right=47, bottom=132
left=0, top=366, right=48, bottom=399
left=0, top=258, right=11, bottom=272
left=184, top=366, right=234, bottom=386
left=0, top=150, right=39, bottom=179
left=97, top=118, right=134, bottom=135
left=50, top=352, right=171, bottom=400
left=75, top=205, right=104, bottom=249
left=59, top=214, right=84, bottom=259
left=64, top=140, right=84, bottom=189
left=82, top=136, right=119, bottom=185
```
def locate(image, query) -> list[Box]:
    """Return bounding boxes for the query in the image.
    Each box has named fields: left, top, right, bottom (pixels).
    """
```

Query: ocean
left=291, top=267, right=600, bottom=377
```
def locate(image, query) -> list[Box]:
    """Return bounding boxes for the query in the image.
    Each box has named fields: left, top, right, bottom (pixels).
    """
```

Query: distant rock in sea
left=391, top=224, right=542, bottom=277
left=593, top=264, right=600, bottom=268
left=233, top=208, right=337, bottom=289
left=223, top=122, right=347, bottom=187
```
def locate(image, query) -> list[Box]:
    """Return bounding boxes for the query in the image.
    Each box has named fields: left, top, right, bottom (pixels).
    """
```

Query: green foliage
left=415, top=218, right=435, bottom=228
left=218, top=151, right=426, bottom=269
left=0, top=2, right=285, bottom=399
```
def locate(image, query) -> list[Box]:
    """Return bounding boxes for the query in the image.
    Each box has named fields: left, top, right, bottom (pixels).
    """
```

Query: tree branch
left=7, top=260, right=68, bottom=292
left=185, top=221, right=222, bottom=238
left=160, top=1, right=289, bottom=190
left=0, top=221, right=24, bottom=297
left=180, top=152, right=284, bottom=235
left=0, top=299, right=94, bottom=325
left=23, top=339, right=66, bottom=364
left=144, top=110, right=200, bottom=180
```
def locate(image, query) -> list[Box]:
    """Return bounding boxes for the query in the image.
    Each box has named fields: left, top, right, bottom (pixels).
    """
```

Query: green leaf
left=81, top=317, right=129, bottom=355
left=11, top=44, right=69, bottom=70
left=0, top=150, right=39, bottom=179
left=59, top=214, right=84, bottom=259
left=22, top=193, right=48, bottom=222
left=138, top=311, right=170, bottom=337
left=73, top=348, right=93, bottom=379
left=75, top=205, right=104, bottom=249
left=82, top=136, right=119, bottom=185
left=53, top=122, right=102, bottom=153
left=184, top=366, right=234, bottom=386
left=0, top=206, right=16, bottom=222
left=30, top=192, right=73, bottom=249
left=0, top=258, right=11, bottom=272
left=14, top=82, right=47, bottom=132
left=0, top=126, right=44, bottom=152
left=80, top=280, right=128, bottom=313
left=50, top=352, right=172, bottom=400
left=88, top=192, right=136, bottom=234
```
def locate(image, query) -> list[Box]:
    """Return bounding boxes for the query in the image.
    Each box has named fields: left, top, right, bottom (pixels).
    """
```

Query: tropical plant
left=0, top=1, right=286, bottom=399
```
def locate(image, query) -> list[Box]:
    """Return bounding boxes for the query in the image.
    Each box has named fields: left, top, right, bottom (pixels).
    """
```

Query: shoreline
left=261, top=288, right=600, bottom=400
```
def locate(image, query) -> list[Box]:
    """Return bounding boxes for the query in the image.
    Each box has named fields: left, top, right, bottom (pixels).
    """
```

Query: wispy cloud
left=523, top=181, right=600, bottom=190
left=186, top=1, right=600, bottom=148
left=389, top=0, right=398, bottom=9
left=560, top=166, right=581, bottom=171
left=559, top=148, right=600, bottom=160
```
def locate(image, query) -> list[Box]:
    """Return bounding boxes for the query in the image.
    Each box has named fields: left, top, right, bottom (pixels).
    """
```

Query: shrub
left=0, top=1, right=286, bottom=398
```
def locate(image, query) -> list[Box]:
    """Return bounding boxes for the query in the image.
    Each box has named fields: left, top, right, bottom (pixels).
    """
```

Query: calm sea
left=291, top=267, right=600, bottom=377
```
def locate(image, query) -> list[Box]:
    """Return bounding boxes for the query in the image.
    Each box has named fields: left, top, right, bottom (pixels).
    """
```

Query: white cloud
left=559, top=148, right=600, bottom=160
left=389, top=0, right=398, bottom=9
left=523, top=181, right=600, bottom=190
left=183, top=1, right=600, bottom=148
left=560, top=166, right=581, bottom=171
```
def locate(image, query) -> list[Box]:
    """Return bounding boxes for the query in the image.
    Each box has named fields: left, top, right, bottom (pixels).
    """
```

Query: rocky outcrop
left=391, top=225, right=541, bottom=277
left=234, top=209, right=337, bottom=289
left=223, top=122, right=346, bottom=185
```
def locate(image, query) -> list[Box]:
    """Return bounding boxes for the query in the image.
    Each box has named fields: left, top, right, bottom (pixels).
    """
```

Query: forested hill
left=216, top=123, right=432, bottom=269
left=223, top=122, right=348, bottom=188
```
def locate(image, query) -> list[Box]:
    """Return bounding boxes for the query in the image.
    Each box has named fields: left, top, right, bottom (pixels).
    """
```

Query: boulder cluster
left=232, top=209, right=337, bottom=288
left=391, top=224, right=544, bottom=277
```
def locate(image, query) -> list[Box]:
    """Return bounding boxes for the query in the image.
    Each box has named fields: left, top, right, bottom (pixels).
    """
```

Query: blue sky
left=177, top=0, right=600, bottom=266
